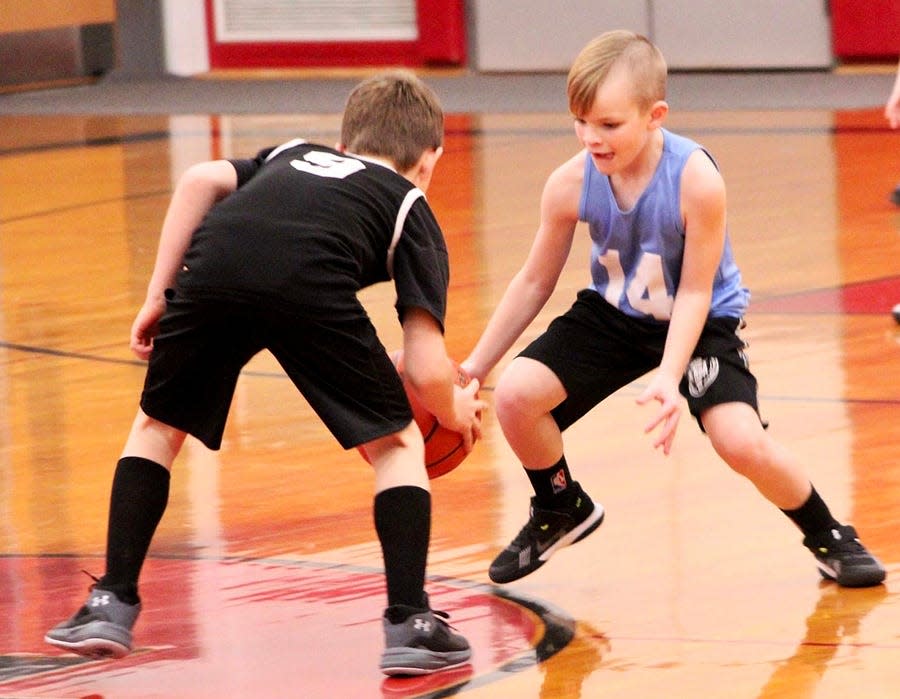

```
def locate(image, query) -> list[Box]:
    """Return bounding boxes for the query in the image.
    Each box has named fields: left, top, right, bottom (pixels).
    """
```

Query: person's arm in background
left=885, top=57, right=900, bottom=129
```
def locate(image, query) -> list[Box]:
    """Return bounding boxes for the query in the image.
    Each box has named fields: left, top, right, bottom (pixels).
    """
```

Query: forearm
left=885, top=58, right=900, bottom=128
left=891, top=58, right=900, bottom=103
left=401, top=310, right=459, bottom=426
left=146, top=162, right=237, bottom=300
left=464, top=272, right=552, bottom=382
left=658, top=289, right=712, bottom=382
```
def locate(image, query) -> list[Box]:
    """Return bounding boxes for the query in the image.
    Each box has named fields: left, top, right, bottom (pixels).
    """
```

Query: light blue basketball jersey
left=578, top=128, right=749, bottom=322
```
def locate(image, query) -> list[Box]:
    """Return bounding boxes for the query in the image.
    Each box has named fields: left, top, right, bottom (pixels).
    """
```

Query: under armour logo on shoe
left=89, top=594, right=111, bottom=607
left=413, top=618, right=432, bottom=633
left=831, top=529, right=842, bottom=541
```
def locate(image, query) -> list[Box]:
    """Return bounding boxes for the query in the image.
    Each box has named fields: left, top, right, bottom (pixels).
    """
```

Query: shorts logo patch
left=686, top=357, right=719, bottom=398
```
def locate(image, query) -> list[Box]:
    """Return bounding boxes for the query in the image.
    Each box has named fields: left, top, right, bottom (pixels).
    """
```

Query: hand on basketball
left=448, top=377, right=486, bottom=452
left=635, top=376, right=682, bottom=455
left=130, top=296, right=166, bottom=360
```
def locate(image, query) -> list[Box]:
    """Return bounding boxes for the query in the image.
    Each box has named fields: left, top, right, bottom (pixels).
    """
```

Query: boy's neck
left=608, top=129, right=665, bottom=209
left=352, top=153, right=398, bottom=172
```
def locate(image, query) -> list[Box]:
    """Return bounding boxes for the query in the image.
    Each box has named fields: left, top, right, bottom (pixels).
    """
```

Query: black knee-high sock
left=781, top=485, right=839, bottom=537
left=374, top=486, right=430, bottom=611
left=527, top=455, right=574, bottom=507
left=98, top=456, right=170, bottom=604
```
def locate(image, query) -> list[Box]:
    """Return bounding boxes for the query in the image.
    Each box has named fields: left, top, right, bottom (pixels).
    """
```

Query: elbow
left=179, top=161, right=236, bottom=201
left=516, top=269, right=556, bottom=305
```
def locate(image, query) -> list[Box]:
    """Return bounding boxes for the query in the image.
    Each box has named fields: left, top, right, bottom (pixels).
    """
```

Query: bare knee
left=494, top=358, right=563, bottom=426
left=123, top=409, right=187, bottom=468
left=364, top=422, right=428, bottom=492
left=364, top=421, right=420, bottom=463
left=703, top=404, right=772, bottom=478
left=494, top=373, right=530, bottom=425
left=710, top=429, right=771, bottom=478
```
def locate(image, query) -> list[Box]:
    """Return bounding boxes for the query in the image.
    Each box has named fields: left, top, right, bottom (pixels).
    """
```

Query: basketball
left=359, top=350, right=476, bottom=479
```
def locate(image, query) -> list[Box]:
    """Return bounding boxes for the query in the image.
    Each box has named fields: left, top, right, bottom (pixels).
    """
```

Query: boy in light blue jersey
left=463, top=31, right=885, bottom=588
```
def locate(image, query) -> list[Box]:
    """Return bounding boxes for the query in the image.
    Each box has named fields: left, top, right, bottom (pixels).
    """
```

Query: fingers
left=462, top=428, right=475, bottom=453
left=651, top=409, right=680, bottom=455
left=130, top=336, right=152, bottom=360
left=472, top=413, right=483, bottom=443
left=634, top=386, right=652, bottom=405
left=639, top=394, right=681, bottom=455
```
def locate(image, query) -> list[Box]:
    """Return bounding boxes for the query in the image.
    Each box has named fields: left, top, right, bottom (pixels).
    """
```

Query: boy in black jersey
left=45, top=71, right=484, bottom=676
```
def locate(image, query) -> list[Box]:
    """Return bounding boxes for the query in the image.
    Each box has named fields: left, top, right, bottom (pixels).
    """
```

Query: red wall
left=831, top=0, right=900, bottom=59
left=205, top=0, right=466, bottom=69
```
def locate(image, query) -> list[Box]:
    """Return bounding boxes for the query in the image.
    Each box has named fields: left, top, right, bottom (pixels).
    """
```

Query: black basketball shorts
left=518, top=289, right=760, bottom=432
left=140, top=289, right=413, bottom=450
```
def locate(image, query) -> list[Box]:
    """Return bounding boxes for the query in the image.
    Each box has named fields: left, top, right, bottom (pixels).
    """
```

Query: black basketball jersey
left=176, top=139, right=449, bottom=327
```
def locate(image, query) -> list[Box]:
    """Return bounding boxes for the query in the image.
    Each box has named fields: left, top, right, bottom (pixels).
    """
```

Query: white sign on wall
left=212, top=0, right=418, bottom=42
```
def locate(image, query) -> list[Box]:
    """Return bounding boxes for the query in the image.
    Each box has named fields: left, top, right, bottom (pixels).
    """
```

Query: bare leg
left=701, top=402, right=811, bottom=509
left=494, top=357, right=568, bottom=470
left=121, top=407, right=188, bottom=470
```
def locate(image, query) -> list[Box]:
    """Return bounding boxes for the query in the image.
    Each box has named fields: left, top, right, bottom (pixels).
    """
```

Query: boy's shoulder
left=660, top=128, right=704, bottom=155
left=553, top=149, right=590, bottom=181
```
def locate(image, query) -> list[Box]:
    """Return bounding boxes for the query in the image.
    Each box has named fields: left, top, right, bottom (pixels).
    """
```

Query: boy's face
left=573, top=65, right=666, bottom=176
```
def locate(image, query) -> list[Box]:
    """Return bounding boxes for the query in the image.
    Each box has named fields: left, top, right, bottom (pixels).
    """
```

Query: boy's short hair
left=567, top=30, right=667, bottom=117
left=341, top=70, right=444, bottom=172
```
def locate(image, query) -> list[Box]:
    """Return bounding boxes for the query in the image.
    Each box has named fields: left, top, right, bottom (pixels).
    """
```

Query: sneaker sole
left=489, top=504, right=606, bottom=584
left=816, top=563, right=886, bottom=588
left=44, top=634, right=131, bottom=659
left=45, top=620, right=133, bottom=660
left=538, top=503, right=605, bottom=563
left=380, top=648, right=472, bottom=676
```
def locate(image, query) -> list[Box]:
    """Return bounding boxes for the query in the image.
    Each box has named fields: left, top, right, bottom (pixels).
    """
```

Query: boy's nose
left=582, top=126, right=603, bottom=147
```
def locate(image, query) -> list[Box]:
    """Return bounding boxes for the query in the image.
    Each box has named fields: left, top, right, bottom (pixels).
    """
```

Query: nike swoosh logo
left=534, top=532, right=562, bottom=555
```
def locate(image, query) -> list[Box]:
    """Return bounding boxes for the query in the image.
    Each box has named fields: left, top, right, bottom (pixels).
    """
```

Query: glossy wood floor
left=1, top=105, right=899, bottom=699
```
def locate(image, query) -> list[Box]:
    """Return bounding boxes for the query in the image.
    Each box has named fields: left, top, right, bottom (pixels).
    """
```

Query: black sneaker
left=803, top=524, right=886, bottom=588
left=380, top=604, right=471, bottom=676
left=489, top=484, right=604, bottom=584
left=45, top=586, right=140, bottom=659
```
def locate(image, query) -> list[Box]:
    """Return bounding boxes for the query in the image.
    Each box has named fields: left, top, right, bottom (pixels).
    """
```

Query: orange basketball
left=359, top=350, right=476, bottom=479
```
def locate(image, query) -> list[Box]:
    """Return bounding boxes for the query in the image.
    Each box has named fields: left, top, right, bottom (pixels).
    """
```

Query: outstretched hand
left=635, top=375, right=682, bottom=455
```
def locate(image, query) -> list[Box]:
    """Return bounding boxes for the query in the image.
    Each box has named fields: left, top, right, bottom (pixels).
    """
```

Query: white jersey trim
left=386, top=187, right=425, bottom=279
left=264, top=138, right=307, bottom=162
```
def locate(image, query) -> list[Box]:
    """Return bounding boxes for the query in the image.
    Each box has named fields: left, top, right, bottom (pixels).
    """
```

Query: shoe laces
left=820, top=528, right=869, bottom=558
left=509, top=519, right=543, bottom=550
left=833, top=536, right=868, bottom=557
left=81, top=569, right=102, bottom=591
left=429, top=608, right=461, bottom=632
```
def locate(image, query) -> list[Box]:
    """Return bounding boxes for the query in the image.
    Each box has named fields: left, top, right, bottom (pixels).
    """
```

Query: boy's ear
left=422, top=146, right=444, bottom=172
left=411, top=146, right=443, bottom=188
left=649, top=100, right=669, bottom=127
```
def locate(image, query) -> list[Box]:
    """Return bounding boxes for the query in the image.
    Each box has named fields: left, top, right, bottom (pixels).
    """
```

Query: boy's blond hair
left=567, top=30, right=667, bottom=118
left=341, top=70, right=444, bottom=172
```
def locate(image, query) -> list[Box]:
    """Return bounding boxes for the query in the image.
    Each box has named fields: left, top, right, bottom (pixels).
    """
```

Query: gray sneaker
left=380, top=605, right=471, bottom=676
left=45, top=587, right=141, bottom=659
